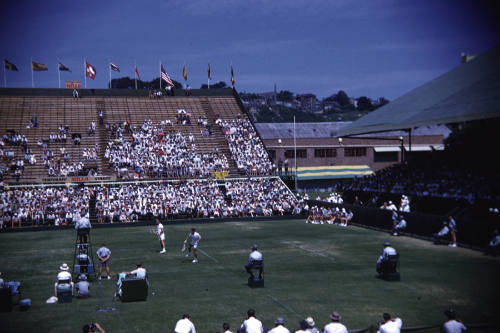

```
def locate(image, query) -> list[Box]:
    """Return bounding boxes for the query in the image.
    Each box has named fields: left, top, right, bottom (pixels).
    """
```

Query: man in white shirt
left=376, top=242, right=397, bottom=275
left=54, top=263, right=73, bottom=296
left=75, top=214, right=91, bottom=243
left=184, top=228, right=201, bottom=263
left=126, top=262, right=146, bottom=279
left=239, top=308, right=263, bottom=333
left=268, top=317, right=290, bottom=333
left=155, top=219, right=166, bottom=254
left=174, top=314, right=196, bottom=333
left=323, top=312, right=348, bottom=333
left=377, top=313, right=402, bottom=333
left=245, top=244, right=263, bottom=280
left=442, top=309, right=467, bottom=333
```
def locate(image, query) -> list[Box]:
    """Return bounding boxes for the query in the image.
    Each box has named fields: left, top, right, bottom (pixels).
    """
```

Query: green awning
left=296, top=165, right=373, bottom=180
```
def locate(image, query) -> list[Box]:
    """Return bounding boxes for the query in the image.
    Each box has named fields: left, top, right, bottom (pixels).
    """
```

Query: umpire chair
left=378, top=254, right=400, bottom=281
left=247, top=260, right=264, bottom=288
left=72, top=229, right=96, bottom=280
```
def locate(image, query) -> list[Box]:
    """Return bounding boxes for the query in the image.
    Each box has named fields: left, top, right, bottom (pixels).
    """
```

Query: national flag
left=4, top=59, right=18, bottom=71
left=86, top=61, right=96, bottom=79
left=207, top=63, right=211, bottom=80
left=135, top=64, right=141, bottom=80
left=230, top=64, right=235, bottom=87
left=161, top=65, right=174, bottom=87
left=182, top=64, right=187, bottom=81
left=110, top=62, right=120, bottom=72
left=32, top=61, right=48, bottom=71
left=58, top=62, right=71, bottom=72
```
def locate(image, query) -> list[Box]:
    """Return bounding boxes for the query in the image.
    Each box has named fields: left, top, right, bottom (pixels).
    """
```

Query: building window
left=344, top=147, right=367, bottom=157
left=314, top=148, right=337, bottom=158
left=285, top=149, right=307, bottom=158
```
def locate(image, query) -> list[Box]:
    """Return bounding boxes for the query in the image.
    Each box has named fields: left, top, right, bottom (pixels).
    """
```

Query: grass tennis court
left=1, top=219, right=499, bottom=333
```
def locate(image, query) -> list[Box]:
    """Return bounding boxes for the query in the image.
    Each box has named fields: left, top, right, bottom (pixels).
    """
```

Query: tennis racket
left=181, top=243, right=186, bottom=252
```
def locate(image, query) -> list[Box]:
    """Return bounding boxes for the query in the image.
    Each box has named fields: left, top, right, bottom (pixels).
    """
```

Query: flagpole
left=57, top=60, right=61, bottom=89
left=159, top=60, right=162, bottom=90
left=31, top=57, right=34, bottom=88
left=109, top=60, right=111, bottom=89
left=3, top=62, right=6, bottom=88
left=207, top=63, right=210, bottom=90
left=134, top=60, right=137, bottom=90
left=84, top=58, right=87, bottom=89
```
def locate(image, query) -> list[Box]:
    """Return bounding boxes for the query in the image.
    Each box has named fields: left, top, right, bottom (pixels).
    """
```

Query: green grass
left=1, top=219, right=499, bottom=333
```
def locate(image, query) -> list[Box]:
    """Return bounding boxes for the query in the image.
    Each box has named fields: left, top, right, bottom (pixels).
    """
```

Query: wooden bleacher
left=0, top=93, right=249, bottom=183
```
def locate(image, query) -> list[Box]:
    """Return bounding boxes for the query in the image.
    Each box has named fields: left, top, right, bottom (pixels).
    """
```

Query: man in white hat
left=324, top=312, right=347, bottom=333
left=245, top=244, right=263, bottom=280
left=305, top=317, right=320, bottom=333
left=268, top=317, right=290, bottom=333
left=376, top=242, right=397, bottom=275
left=54, top=263, right=73, bottom=296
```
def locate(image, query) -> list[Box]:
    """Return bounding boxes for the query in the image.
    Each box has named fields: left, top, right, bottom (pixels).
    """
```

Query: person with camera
left=377, top=313, right=402, bottom=333
left=82, top=322, right=105, bottom=333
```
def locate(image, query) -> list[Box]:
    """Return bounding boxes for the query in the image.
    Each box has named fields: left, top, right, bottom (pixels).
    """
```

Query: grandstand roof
left=337, top=44, right=500, bottom=136
left=255, top=122, right=451, bottom=139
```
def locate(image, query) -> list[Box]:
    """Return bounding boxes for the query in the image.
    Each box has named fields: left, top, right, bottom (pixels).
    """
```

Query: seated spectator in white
left=75, top=274, right=90, bottom=298
left=392, top=215, right=407, bottom=236
left=442, top=309, right=466, bottom=333
left=125, top=261, right=146, bottom=279
left=486, top=230, right=500, bottom=255
left=323, top=312, right=347, bottom=333
left=239, top=308, right=263, bottom=333
left=268, top=317, right=290, bottom=333
left=377, top=313, right=402, bottom=333
left=54, top=263, right=73, bottom=296
left=433, top=222, right=450, bottom=244
left=174, top=314, right=196, bottom=333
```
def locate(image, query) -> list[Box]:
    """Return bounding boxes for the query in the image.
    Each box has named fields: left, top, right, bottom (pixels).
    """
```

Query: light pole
left=294, top=116, right=298, bottom=191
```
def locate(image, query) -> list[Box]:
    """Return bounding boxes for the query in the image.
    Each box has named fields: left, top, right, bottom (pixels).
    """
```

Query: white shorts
left=158, top=233, right=165, bottom=241
left=191, top=243, right=198, bottom=249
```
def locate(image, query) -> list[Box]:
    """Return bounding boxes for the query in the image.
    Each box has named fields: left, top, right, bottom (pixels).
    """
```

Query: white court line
left=198, top=248, right=220, bottom=263
left=267, top=294, right=302, bottom=317
left=293, top=245, right=336, bottom=262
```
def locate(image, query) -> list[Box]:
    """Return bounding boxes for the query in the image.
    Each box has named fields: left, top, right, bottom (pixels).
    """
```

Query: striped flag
left=161, top=65, right=174, bottom=87
left=58, top=62, right=71, bottom=72
left=230, top=64, right=235, bottom=87
left=135, top=64, right=141, bottom=80
left=4, top=59, right=18, bottom=71
left=110, top=62, right=120, bottom=72
left=207, top=63, right=211, bottom=80
left=32, top=61, right=48, bottom=71
left=182, top=64, right=187, bottom=81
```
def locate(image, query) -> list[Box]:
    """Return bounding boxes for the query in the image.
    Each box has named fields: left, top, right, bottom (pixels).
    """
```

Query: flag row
left=3, top=59, right=236, bottom=87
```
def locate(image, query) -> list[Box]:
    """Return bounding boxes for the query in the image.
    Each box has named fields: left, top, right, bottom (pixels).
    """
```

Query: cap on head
left=384, top=242, right=391, bottom=247
left=444, top=309, right=456, bottom=319
left=136, top=261, right=142, bottom=267
left=251, top=244, right=258, bottom=250
left=78, top=274, right=87, bottom=281
left=330, top=312, right=341, bottom=321
left=305, top=317, right=315, bottom=327
left=275, top=317, right=285, bottom=325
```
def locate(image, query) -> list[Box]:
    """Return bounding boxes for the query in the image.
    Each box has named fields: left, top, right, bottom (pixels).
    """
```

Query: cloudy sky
left=1, top=0, right=499, bottom=99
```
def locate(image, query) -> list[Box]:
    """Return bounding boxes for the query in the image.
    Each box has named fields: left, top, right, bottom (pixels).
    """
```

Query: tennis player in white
left=184, top=228, right=201, bottom=263
left=156, top=219, right=166, bottom=254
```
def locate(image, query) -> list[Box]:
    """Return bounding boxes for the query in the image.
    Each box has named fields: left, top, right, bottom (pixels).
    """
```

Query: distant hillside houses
left=239, top=88, right=389, bottom=123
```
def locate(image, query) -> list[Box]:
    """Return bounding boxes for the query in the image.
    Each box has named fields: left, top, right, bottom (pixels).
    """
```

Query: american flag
left=161, top=65, right=174, bottom=87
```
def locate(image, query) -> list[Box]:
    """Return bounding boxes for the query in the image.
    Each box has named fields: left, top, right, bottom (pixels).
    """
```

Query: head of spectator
left=444, top=309, right=456, bottom=320
left=247, top=308, right=256, bottom=318
left=330, top=311, right=341, bottom=322
left=305, top=317, right=315, bottom=329
left=59, top=263, right=70, bottom=271
left=274, top=317, right=285, bottom=327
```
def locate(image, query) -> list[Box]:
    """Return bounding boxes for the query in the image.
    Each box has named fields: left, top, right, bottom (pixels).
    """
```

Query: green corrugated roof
left=338, top=44, right=500, bottom=136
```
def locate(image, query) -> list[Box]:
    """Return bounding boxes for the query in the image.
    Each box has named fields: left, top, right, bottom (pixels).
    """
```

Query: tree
left=357, top=96, right=373, bottom=111
left=200, top=81, right=227, bottom=89
left=277, top=90, right=294, bottom=102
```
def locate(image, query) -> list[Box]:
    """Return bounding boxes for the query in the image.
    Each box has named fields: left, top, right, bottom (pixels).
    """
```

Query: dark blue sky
left=1, top=0, right=499, bottom=99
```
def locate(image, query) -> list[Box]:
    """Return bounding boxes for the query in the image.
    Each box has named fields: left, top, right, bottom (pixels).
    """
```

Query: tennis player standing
left=156, top=219, right=166, bottom=254
left=184, top=228, right=201, bottom=263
